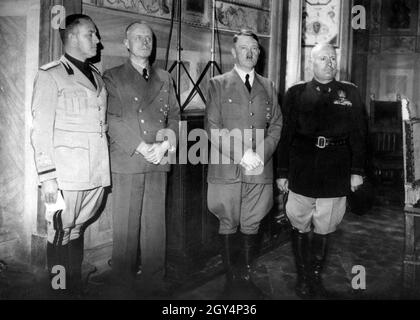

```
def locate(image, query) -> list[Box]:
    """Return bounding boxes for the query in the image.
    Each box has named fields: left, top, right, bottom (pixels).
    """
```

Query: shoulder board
left=341, top=81, right=358, bottom=88
left=39, top=60, right=61, bottom=71
left=90, top=63, right=101, bottom=75
left=292, top=81, right=306, bottom=87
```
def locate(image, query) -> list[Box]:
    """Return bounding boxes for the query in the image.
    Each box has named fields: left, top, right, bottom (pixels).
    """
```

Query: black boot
left=68, top=236, right=85, bottom=296
left=238, top=233, right=266, bottom=300
left=311, top=233, right=329, bottom=298
left=219, top=233, right=240, bottom=299
left=291, top=229, right=314, bottom=299
left=46, top=242, right=69, bottom=296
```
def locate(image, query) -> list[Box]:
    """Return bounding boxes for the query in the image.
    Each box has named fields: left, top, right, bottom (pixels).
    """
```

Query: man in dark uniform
left=103, top=22, right=179, bottom=294
left=206, top=30, right=282, bottom=299
left=277, top=43, right=367, bottom=298
left=31, top=14, right=110, bottom=294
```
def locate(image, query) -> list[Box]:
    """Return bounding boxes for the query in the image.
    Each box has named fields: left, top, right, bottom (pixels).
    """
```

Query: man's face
left=72, top=19, right=100, bottom=59
left=125, top=24, right=153, bottom=59
left=312, top=46, right=337, bottom=83
left=231, top=35, right=260, bottom=71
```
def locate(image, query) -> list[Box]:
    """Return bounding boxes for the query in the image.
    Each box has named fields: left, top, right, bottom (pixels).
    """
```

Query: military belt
left=55, top=120, right=108, bottom=137
left=295, top=133, right=349, bottom=149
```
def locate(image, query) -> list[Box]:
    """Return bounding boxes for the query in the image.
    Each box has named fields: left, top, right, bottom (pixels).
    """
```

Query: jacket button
left=140, top=119, right=145, bottom=123
left=139, top=109, right=142, bottom=113
left=228, top=99, right=232, bottom=103
left=159, top=120, right=163, bottom=123
left=250, top=112, right=254, bottom=116
left=249, top=100, right=252, bottom=104
left=266, top=107, right=270, bottom=111
left=134, top=97, right=138, bottom=101
left=250, top=125, right=254, bottom=129
left=159, top=98, right=163, bottom=102
left=266, top=101, right=270, bottom=104
left=143, top=130, right=147, bottom=134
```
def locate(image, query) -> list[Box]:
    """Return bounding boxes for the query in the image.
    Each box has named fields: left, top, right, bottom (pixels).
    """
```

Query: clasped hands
left=240, top=149, right=264, bottom=172
left=136, top=140, right=170, bottom=165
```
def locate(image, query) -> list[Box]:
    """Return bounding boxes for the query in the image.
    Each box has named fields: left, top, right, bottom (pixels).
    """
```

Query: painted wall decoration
left=220, top=0, right=271, bottom=10
left=182, top=0, right=210, bottom=27
left=302, top=0, right=341, bottom=46
left=103, top=0, right=173, bottom=19
left=215, top=0, right=271, bottom=36
left=381, top=0, right=418, bottom=35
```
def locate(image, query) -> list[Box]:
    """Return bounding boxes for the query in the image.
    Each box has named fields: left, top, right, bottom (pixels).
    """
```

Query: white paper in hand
left=45, top=192, right=66, bottom=221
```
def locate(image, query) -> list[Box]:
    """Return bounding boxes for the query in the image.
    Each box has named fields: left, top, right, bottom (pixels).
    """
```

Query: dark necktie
left=245, top=74, right=251, bottom=93
left=142, top=68, right=149, bottom=81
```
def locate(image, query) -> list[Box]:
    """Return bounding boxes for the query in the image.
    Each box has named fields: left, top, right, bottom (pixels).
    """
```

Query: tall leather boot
left=291, top=228, right=314, bottom=298
left=68, top=236, right=84, bottom=296
left=219, top=233, right=239, bottom=299
left=311, top=233, right=329, bottom=298
left=46, top=242, right=69, bottom=296
left=238, top=233, right=265, bottom=299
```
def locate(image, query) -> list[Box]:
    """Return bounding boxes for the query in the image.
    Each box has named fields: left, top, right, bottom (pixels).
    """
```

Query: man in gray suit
left=103, top=22, right=179, bottom=294
left=206, top=30, right=282, bottom=299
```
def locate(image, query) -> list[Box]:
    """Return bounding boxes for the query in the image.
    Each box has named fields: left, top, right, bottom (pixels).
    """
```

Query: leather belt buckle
left=316, top=136, right=327, bottom=149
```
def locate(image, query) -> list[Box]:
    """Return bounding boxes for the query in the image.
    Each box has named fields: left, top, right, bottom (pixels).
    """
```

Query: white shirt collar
left=234, top=65, right=255, bottom=86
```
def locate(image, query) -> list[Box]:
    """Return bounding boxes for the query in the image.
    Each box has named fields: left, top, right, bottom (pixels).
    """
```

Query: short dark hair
left=59, top=14, right=93, bottom=44
left=233, top=29, right=259, bottom=44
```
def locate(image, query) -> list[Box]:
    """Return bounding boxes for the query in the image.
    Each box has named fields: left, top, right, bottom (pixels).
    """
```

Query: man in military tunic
left=206, top=30, right=282, bottom=299
left=103, top=22, right=179, bottom=294
left=30, top=14, right=110, bottom=294
left=277, top=43, right=367, bottom=298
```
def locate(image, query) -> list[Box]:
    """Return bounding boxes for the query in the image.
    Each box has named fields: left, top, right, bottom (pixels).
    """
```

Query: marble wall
left=0, top=16, right=27, bottom=259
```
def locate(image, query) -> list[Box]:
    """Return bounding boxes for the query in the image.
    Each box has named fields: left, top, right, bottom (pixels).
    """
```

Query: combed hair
left=233, top=29, right=259, bottom=44
left=125, top=21, right=152, bottom=38
left=59, top=14, right=93, bottom=44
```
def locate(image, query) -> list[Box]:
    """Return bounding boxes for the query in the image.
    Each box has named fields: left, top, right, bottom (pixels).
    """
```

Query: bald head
left=311, top=43, right=337, bottom=83
left=310, top=43, right=336, bottom=61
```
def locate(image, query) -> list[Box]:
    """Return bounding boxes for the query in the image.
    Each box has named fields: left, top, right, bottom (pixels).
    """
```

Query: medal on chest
left=333, top=90, right=352, bottom=107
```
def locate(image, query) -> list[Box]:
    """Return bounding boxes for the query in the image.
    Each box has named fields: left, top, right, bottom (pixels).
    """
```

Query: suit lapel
left=141, top=67, right=164, bottom=110
left=124, top=62, right=164, bottom=111
left=226, top=69, right=245, bottom=99
left=251, top=74, right=267, bottom=100
left=92, top=70, right=104, bottom=95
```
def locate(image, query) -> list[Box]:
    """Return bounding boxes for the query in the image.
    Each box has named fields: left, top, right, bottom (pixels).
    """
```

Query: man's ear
left=124, top=39, right=130, bottom=51
left=231, top=47, right=236, bottom=59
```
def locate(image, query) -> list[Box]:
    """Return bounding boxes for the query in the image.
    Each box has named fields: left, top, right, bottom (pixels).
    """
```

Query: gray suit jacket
left=103, top=61, right=180, bottom=174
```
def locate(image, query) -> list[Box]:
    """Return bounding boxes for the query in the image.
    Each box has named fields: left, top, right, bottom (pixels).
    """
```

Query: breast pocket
left=221, top=97, right=242, bottom=120
left=54, top=131, right=90, bottom=183
left=63, top=89, right=89, bottom=117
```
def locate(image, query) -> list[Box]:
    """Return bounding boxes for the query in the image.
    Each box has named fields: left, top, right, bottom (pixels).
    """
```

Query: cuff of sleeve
left=351, top=168, right=365, bottom=176
left=277, top=168, right=289, bottom=179
left=38, top=169, right=57, bottom=183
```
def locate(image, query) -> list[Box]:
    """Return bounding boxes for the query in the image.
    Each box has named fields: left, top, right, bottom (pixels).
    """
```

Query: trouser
left=111, top=172, right=167, bottom=278
left=286, top=190, right=346, bottom=235
left=208, top=182, right=273, bottom=235
left=46, top=187, right=105, bottom=291
left=46, top=187, right=105, bottom=246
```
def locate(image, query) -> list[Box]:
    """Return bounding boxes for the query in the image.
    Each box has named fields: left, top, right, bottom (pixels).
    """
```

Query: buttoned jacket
left=103, top=61, right=180, bottom=174
left=206, top=69, right=283, bottom=184
left=30, top=55, right=110, bottom=190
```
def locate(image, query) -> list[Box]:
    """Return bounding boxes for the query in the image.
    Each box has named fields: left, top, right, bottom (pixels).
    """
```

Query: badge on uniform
left=334, top=90, right=352, bottom=107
